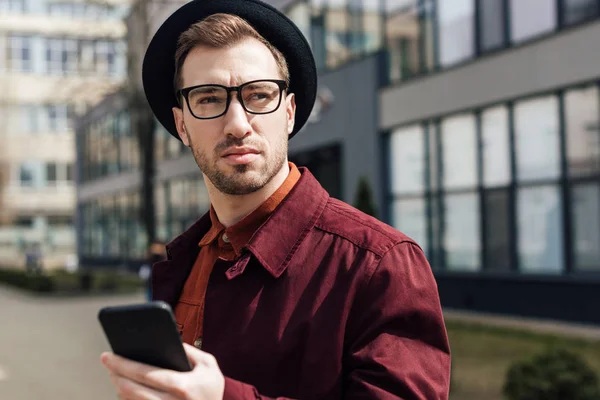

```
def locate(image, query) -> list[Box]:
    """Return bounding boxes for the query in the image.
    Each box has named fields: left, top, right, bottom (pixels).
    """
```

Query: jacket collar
left=152, top=167, right=329, bottom=307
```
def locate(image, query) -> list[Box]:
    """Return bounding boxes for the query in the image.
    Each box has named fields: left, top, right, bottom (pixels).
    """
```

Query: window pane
left=478, top=0, right=506, bottom=51
left=326, top=1, right=351, bottom=69
left=510, top=0, right=556, bottom=43
left=565, top=86, right=600, bottom=177
left=444, top=192, right=480, bottom=271
left=562, top=0, right=599, bottom=25
left=571, top=184, right=600, bottom=271
left=517, top=185, right=563, bottom=273
left=390, top=124, right=425, bottom=195
left=287, top=0, right=311, bottom=46
left=429, top=194, right=442, bottom=268
left=46, top=163, right=57, bottom=183
left=441, top=114, right=477, bottom=189
left=20, top=163, right=34, bottom=186
left=362, top=0, right=383, bottom=54
left=484, top=189, right=511, bottom=271
left=66, top=163, right=74, bottom=182
left=392, top=197, right=427, bottom=250
left=482, top=106, right=511, bottom=187
left=438, top=0, right=474, bottom=67
left=427, top=122, right=439, bottom=192
left=386, top=3, right=420, bottom=81
left=514, top=96, right=560, bottom=182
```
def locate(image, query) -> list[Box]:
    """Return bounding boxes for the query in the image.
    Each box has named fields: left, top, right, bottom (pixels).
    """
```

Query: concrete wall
left=289, top=55, right=382, bottom=212
left=380, top=20, right=600, bottom=129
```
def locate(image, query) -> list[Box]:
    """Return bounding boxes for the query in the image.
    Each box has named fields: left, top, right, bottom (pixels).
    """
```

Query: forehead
left=181, top=38, right=281, bottom=87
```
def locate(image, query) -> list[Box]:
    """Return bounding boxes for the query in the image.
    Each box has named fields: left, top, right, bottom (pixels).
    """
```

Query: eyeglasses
left=177, top=79, right=288, bottom=120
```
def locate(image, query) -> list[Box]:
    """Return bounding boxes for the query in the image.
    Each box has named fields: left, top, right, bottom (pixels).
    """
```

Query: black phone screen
left=98, top=301, right=192, bottom=372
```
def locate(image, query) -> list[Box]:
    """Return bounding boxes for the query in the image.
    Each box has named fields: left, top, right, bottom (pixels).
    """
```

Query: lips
left=221, top=147, right=261, bottom=165
left=221, top=147, right=260, bottom=157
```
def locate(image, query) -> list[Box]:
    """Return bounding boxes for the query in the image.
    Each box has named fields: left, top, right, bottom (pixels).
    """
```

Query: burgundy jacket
left=152, top=168, right=451, bottom=399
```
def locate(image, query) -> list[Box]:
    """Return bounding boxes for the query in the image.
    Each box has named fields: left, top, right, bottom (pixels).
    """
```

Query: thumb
left=183, top=342, right=217, bottom=367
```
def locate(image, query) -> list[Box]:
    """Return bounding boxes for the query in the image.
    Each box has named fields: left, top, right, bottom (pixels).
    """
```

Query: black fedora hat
left=142, top=0, right=317, bottom=141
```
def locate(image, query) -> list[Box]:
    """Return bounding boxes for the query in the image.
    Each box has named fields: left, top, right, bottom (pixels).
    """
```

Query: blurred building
left=0, top=0, right=130, bottom=269
left=75, top=0, right=600, bottom=324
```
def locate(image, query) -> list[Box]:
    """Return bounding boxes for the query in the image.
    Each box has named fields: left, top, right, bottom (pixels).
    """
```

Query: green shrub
left=0, top=267, right=142, bottom=294
left=503, top=347, right=600, bottom=400
left=0, top=268, right=53, bottom=292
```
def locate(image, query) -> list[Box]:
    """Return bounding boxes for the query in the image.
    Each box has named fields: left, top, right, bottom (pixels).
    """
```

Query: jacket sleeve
left=223, top=377, right=296, bottom=400
left=344, top=242, right=451, bottom=399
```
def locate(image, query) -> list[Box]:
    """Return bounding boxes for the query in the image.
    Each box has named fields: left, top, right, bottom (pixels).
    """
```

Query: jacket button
left=194, top=338, right=202, bottom=349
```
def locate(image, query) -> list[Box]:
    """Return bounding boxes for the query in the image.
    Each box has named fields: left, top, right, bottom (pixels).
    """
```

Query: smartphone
left=98, top=301, right=192, bottom=372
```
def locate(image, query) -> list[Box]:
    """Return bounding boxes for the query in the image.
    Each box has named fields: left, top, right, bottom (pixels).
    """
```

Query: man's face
left=172, top=38, right=296, bottom=195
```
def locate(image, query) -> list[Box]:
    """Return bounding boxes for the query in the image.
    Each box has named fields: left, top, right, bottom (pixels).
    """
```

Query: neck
left=206, top=163, right=290, bottom=228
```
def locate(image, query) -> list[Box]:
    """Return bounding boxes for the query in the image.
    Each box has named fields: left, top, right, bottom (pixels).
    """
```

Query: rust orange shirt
left=174, top=162, right=301, bottom=347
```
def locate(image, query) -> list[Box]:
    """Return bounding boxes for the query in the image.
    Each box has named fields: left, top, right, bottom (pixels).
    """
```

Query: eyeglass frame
left=176, top=79, right=289, bottom=120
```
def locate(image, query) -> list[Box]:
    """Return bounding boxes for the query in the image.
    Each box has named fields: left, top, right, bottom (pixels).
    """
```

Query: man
left=100, top=1, right=451, bottom=399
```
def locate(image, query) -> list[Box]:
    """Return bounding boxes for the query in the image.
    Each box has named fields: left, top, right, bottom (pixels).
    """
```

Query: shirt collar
left=199, top=162, right=302, bottom=258
left=162, top=167, right=329, bottom=281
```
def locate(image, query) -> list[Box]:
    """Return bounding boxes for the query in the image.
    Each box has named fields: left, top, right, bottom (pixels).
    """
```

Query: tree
left=353, top=176, right=378, bottom=218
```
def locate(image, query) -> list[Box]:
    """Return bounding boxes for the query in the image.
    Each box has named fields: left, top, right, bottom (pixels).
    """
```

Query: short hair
left=173, top=13, right=290, bottom=100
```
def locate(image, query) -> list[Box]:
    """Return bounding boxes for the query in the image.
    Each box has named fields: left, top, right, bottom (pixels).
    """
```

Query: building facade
left=76, top=0, right=600, bottom=323
left=0, top=0, right=129, bottom=268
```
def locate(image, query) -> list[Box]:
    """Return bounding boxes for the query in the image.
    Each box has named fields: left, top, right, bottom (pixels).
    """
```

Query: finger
left=111, top=373, right=178, bottom=400
left=182, top=343, right=217, bottom=368
left=101, top=352, right=184, bottom=395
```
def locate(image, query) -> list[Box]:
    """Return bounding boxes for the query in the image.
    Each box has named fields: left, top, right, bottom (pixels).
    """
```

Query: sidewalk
left=443, top=308, right=600, bottom=341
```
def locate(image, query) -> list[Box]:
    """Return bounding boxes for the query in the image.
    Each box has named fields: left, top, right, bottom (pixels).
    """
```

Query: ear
left=285, top=93, right=296, bottom=136
left=172, top=106, right=190, bottom=146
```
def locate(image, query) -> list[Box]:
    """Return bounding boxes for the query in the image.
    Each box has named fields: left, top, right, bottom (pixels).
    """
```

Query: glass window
left=19, top=161, right=38, bottom=187
left=23, top=105, right=39, bottom=133
left=571, top=184, right=600, bottom=271
left=421, top=0, right=436, bottom=73
left=441, top=113, right=477, bottom=190
left=46, top=38, right=63, bottom=75
left=47, top=104, right=69, bottom=132
left=287, top=0, right=311, bottom=45
left=66, top=163, right=74, bottom=182
left=385, top=1, right=420, bottom=81
left=443, top=192, right=481, bottom=271
left=562, top=0, right=599, bottom=25
left=63, top=39, right=78, bottom=74
left=310, top=11, right=327, bottom=70
left=517, top=185, right=563, bottom=273
left=477, top=0, right=506, bottom=52
left=0, top=0, right=25, bottom=13
left=438, top=0, right=474, bottom=67
left=96, top=40, right=112, bottom=75
left=393, top=197, right=427, bottom=249
left=482, top=105, right=511, bottom=187
left=510, top=0, right=557, bottom=43
left=427, top=122, right=439, bottom=192
left=8, top=35, right=32, bottom=72
left=483, top=188, right=511, bottom=271
left=362, top=0, right=383, bottom=54
left=80, top=40, right=96, bottom=74
left=514, top=96, right=560, bottom=182
left=565, top=86, right=600, bottom=177
left=428, top=194, right=442, bottom=268
left=326, top=0, right=351, bottom=68
left=46, top=163, right=57, bottom=184
left=390, top=124, right=425, bottom=195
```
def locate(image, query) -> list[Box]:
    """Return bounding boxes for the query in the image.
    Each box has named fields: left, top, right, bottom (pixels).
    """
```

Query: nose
left=223, top=95, right=252, bottom=139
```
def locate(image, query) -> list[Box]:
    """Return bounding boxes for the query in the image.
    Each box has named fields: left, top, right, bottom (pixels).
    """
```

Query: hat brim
left=142, top=0, right=317, bottom=141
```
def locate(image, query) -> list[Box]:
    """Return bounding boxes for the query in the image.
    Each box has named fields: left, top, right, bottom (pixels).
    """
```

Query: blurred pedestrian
left=100, top=1, right=450, bottom=399
left=139, top=240, right=167, bottom=301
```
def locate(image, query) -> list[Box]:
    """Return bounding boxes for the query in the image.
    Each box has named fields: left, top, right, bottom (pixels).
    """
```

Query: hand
left=100, top=343, right=225, bottom=400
